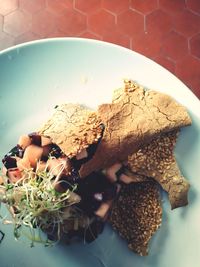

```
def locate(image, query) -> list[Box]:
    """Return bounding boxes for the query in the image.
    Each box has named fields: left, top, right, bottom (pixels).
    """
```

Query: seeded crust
left=80, top=81, right=191, bottom=177
left=109, top=181, right=162, bottom=256
left=128, top=130, right=190, bottom=209
left=38, top=104, right=103, bottom=158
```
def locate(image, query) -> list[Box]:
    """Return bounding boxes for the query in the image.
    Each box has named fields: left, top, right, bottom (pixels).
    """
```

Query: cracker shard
left=80, top=81, right=191, bottom=177
left=128, top=130, right=190, bottom=209
left=109, top=181, right=162, bottom=256
left=38, top=104, right=103, bottom=158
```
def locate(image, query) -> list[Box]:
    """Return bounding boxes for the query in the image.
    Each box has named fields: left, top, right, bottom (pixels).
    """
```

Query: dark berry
left=68, top=168, right=80, bottom=183
left=49, top=144, right=63, bottom=158
left=70, top=157, right=82, bottom=170
left=5, top=145, right=24, bottom=159
left=28, top=132, right=41, bottom=146
left=2, top=156, right=17, bottom=169
left=75, top=172, right=116, bottom=216
left=102, top=186, right=117, bottom=201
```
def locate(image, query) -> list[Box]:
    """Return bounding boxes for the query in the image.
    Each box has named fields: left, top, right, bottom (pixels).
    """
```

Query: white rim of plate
left=0, top=37, right=199, bottom=111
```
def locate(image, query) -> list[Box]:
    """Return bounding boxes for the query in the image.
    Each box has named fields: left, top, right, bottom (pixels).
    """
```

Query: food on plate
left=38, top=103, right=104, bottom=158
left=109, top=180, right=162, bottom=256
left=128, top=130, right=190, bottom=209
left=0, top=80, right=192, bottom=255
left=105, top=163, right=149, bottom=184
left=80, top=80, right=191, bottom=178
left=45, top=172, right=116, bottom=243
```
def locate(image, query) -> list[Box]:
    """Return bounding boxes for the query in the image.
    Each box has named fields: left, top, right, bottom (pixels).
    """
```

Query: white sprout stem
left=50, top=162, right=66, bottom=185
left=0, top=159, right=80, bottom=246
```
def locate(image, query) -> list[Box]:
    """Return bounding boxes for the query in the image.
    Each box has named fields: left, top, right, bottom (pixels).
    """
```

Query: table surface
left=0, top=0, right=199, bottom=99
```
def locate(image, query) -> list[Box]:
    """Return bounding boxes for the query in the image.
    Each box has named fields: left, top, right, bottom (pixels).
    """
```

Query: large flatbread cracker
left=38, top=104, right=103, bottom=158
left=80, top=81, right=191, bottom=177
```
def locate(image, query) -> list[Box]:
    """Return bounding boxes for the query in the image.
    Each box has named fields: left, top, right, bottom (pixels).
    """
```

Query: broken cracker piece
left=38, top=104, right=103, bottom=158
left=128, top=130, right=190, bottom=209
left=109, top=181, right=162, bottom=256
left=80, top=81, right=191, bottom=177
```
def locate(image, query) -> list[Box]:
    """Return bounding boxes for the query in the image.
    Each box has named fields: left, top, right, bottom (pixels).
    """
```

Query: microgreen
left=0, top=161, right=80, bottom=246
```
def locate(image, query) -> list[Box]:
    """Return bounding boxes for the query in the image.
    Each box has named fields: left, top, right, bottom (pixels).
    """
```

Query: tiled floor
left=0, top=0, right=200, bottom=98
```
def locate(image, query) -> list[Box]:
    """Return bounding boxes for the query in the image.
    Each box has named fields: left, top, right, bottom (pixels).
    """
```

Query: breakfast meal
left=0, top=80, right=192, bottom=255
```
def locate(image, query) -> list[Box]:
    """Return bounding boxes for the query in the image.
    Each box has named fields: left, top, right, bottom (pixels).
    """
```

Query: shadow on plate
left=175, top=111, right=200, bottom=159
left=180, top=186, right=198, bottom=219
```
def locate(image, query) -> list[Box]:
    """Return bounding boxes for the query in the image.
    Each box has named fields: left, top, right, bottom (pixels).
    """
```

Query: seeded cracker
left=38, top=104, right=103, bottom=158
left=109, top=181, right=162, bottom=256
left=80, top=81, right=191, bottom=177
left=128, top=130, right=190, bottom=209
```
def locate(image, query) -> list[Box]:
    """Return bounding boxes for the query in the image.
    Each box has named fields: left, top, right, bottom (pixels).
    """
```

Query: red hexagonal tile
left=79, top=31, right=101, bottom=40
left=159, top=0, right=186, bottom=15
left=56, top=10, right=87, bottom=35
left=132, top=31, right=162, bottom=58
left=103, top=29, right=130, bottom=48
left=130, top=0, right=158, bottom=15
left=190, top=33, right=200, bottom=59
left=88, top=9, right=115, bottom=36
left=173, top=10, right=200, bottom=37
left=161, top=31, right=188, bottom=61
left=186, top=0, right=200, bottom=14
left=4, top=10, right=32, bottom=37
left=146, top=9, right=173, bottom=38
left=154, top=55, right=175, bottom=73
left=0, top=31, right=15, bottom=50
left=102, top=0, right=130, bottom=14
left=176, top=55, right=200, bottom=96
left=19, top=0, right=46, bottom=14
left=32, top=10, right=56, bottom=37
left=46, top=0, right=73, bottom=15
left=14, top=31, right=40, bottom=45
left=0, top=0, right=18, bottom=16
left=46, top=30, right=67, bottom=38
left=75, top=0, right=102, bottom=14
left=118, top=9, right=144, bottom=37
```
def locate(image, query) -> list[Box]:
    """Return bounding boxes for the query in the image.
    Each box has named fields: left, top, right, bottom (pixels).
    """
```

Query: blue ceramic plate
left=0, top=38, right=199, bottom=267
